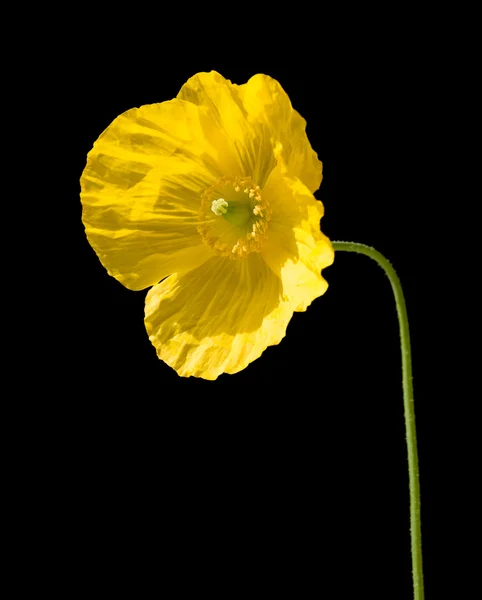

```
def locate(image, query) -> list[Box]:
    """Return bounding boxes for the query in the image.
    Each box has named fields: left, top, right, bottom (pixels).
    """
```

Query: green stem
left=332, top=241, right=424, bottom=600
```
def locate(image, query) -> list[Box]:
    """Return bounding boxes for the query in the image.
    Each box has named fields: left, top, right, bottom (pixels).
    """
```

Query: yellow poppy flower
left=80, top=71, right=334, bottom=380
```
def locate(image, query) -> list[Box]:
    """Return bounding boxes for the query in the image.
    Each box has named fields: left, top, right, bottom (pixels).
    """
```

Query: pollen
left=211, top=198, right=229, bottom=215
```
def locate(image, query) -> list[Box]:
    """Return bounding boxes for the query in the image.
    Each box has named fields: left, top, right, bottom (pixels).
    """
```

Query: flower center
left=198, top=176, right=271, bottom=259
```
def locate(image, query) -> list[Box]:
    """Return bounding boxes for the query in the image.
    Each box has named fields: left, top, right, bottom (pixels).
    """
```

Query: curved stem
left=332, top=241, right=424, bottom=600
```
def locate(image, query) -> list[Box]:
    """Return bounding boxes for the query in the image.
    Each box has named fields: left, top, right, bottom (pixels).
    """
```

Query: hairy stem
left=332, top=241, right=424, bottom=600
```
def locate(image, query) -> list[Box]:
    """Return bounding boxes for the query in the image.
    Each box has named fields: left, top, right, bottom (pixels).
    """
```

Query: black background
left=59, top=57, right=436, bottom=597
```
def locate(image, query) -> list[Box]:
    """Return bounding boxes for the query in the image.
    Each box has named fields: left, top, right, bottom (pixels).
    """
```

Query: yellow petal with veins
left=261, top=166, right=334, bottom=312
left=237, top=74, right=323, bottom=194
left=80, top=99, right=242, bottom=289
left=178, top=71, right=276, bottom=188
left=144, top=253, right=293, bottom=379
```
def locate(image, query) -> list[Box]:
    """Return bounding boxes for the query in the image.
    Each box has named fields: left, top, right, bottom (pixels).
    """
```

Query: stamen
left=198, top=175, right=271, bottom=260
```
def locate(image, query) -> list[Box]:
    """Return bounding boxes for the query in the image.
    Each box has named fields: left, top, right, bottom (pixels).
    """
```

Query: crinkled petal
left=82, top=164, right=213, bottom=290
left=261, top=167, right=334, bottom=312
left=237, top=74, right=323, bottom=193
left=144, top=253, right=293, bottom=380
left=80, top=99, right=242, bottom=290
left=178, top=71, right=276, bottom=187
